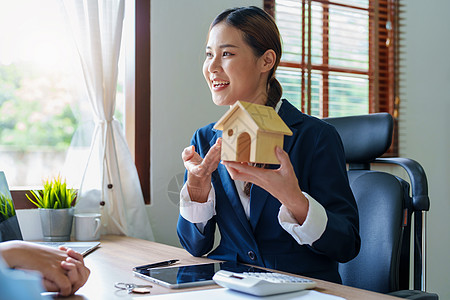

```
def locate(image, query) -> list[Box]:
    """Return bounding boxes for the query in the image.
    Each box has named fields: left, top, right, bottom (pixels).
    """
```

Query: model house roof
left=214, top=101, right=292, bottom=135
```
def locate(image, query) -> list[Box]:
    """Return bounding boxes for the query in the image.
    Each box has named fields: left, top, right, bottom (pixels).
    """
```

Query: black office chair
left=324, top=113, right=438, bottom=300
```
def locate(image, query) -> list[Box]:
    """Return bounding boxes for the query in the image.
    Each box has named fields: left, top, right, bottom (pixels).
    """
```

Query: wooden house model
left=214, top=101, right=293, bottom=164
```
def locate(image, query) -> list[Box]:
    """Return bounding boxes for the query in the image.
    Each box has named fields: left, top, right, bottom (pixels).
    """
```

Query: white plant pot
left=16, top=209, right=43, bottom=241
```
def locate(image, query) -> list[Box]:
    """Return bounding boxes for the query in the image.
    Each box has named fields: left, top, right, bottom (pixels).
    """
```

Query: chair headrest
left=324, top=113, right=393, bottom=163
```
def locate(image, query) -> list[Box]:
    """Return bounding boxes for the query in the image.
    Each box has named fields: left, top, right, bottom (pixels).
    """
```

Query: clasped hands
left=1, top=241, right=90, bottom=296
left=182, top=138, right=309, bottom=224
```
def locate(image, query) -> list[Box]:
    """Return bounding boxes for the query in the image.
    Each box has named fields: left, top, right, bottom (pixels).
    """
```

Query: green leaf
left=25, top=176, right=77, bottom=209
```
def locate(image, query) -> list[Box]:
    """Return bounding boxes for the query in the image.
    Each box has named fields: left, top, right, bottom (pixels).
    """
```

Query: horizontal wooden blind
left=265, top=0, right=400, bottom=155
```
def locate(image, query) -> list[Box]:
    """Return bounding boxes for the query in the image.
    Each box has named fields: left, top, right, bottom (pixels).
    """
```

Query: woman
left=177, top=6, right=360, bottom=283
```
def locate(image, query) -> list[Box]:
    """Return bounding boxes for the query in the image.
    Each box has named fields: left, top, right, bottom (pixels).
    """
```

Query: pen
left=133, top=259, right=179, bottom=270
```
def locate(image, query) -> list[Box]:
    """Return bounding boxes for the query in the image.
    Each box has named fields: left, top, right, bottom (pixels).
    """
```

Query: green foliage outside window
left=0, top=63, right=77, bottom=151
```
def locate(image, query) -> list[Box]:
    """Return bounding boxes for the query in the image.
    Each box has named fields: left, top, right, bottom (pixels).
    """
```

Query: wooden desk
left=60, top=235, right=399, bottom=300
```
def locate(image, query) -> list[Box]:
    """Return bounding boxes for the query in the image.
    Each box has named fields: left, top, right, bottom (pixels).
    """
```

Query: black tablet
left=133, top=261, right=267, bottom=289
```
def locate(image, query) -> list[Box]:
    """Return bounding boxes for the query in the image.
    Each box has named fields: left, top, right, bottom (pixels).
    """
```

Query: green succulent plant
left=0, top=192, right=15, bottom=222
left=26, top=176, right=77, bottom=209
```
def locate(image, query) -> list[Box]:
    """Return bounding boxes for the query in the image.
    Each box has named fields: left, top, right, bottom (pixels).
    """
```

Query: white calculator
left=213, top=270, right=317, bottom=296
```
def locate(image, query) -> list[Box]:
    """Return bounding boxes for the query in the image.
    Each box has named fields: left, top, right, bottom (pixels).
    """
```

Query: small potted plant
left=0, top=192, right=23, bottom=241
left=26, top=176, right=77, bottom=241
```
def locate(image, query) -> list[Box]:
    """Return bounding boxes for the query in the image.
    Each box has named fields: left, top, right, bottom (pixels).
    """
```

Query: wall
left=400, top=0, right=450, bottom=297
left=147, top=0, right=450, bottom=297
left=147, top=0, right=260, bottom=247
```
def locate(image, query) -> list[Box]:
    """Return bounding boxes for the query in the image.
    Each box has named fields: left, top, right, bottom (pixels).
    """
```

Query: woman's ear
left=260, top=49, right=276, bottom=72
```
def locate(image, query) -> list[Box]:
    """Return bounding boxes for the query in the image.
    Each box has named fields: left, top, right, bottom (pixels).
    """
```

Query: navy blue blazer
left=177, top=100, right=360, bottom=283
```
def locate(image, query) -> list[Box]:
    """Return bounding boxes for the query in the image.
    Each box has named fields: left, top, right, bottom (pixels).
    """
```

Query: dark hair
left=211, top=6, right=283, bottom=108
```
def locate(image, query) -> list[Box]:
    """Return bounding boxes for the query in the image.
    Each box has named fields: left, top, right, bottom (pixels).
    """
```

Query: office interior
left=145, top=0, right=450, bottom=298
left=1, top=0, right=448, bottom=298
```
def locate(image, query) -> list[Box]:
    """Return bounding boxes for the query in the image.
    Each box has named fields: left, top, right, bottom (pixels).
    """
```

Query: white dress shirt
left=180, top=181, right=327, bottom=245
left=180, top=101, right=327, bottom=245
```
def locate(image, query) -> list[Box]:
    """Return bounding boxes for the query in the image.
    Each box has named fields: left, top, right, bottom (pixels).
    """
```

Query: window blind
left=265, top=0, right=400, bottom=155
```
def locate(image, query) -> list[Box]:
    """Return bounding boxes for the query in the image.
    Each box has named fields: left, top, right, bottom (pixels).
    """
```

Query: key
left=115, top=282, right=152, bottom=294
left=129, top=286, right=152, bottom=294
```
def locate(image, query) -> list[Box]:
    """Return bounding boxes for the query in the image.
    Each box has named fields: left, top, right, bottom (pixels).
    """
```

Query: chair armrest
left=374, top=157, right=430, bottom=212
left=374, top=157, right=431, bottom=292
left=389, top=289, right=439, bottom=300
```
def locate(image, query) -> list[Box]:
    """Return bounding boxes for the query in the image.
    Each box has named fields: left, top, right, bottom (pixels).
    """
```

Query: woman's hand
left=222, top=146, right=309, bottom=224
left=181, top=138, right=222, bottom=202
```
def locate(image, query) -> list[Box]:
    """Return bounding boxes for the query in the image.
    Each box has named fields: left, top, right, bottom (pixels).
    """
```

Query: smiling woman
left=177, top=6, right=360, bottom=284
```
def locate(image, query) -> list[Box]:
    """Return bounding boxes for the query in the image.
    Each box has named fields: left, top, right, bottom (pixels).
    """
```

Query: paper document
left=134, top=288, right=346, bottom=300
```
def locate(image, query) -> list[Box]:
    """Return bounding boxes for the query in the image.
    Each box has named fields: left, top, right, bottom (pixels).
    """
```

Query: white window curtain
left=62, top=0, right=154, bottom=240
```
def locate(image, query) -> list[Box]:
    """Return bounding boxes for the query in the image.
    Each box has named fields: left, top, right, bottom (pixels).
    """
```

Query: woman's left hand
left=222, top=146, right=309, bottom=224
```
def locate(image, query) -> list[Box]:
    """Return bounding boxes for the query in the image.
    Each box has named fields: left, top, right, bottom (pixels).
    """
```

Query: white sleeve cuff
left=179, top=182, right=216, bottom=224
left=278, top=192, right=328, bottom=245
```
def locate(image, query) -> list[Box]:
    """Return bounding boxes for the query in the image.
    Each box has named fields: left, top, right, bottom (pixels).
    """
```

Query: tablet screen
left=133, top=261, right=267, bottom=289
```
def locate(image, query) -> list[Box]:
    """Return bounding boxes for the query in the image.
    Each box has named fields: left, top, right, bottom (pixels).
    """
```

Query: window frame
left=265, top=0, right=399, bottom=156
left=12, top=0, right=399, bottom=206
left=12, top=0, right=152, bottom=207
left=135, top=0, right=151, bottom=204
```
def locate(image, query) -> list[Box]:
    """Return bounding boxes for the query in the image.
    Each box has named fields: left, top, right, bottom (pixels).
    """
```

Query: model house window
left=265, top=0, right=400, bottom=155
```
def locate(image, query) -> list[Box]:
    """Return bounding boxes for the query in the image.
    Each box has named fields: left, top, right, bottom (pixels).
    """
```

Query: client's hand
left=58, top=247, right=90, bottom=294
left=0, top=241, right=90, bottom=296
left=222, top=146, right=309, bottom=224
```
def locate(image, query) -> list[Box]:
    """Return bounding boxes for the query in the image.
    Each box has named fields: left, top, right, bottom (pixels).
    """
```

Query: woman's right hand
left=182, top=138, right=222, bottom=202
